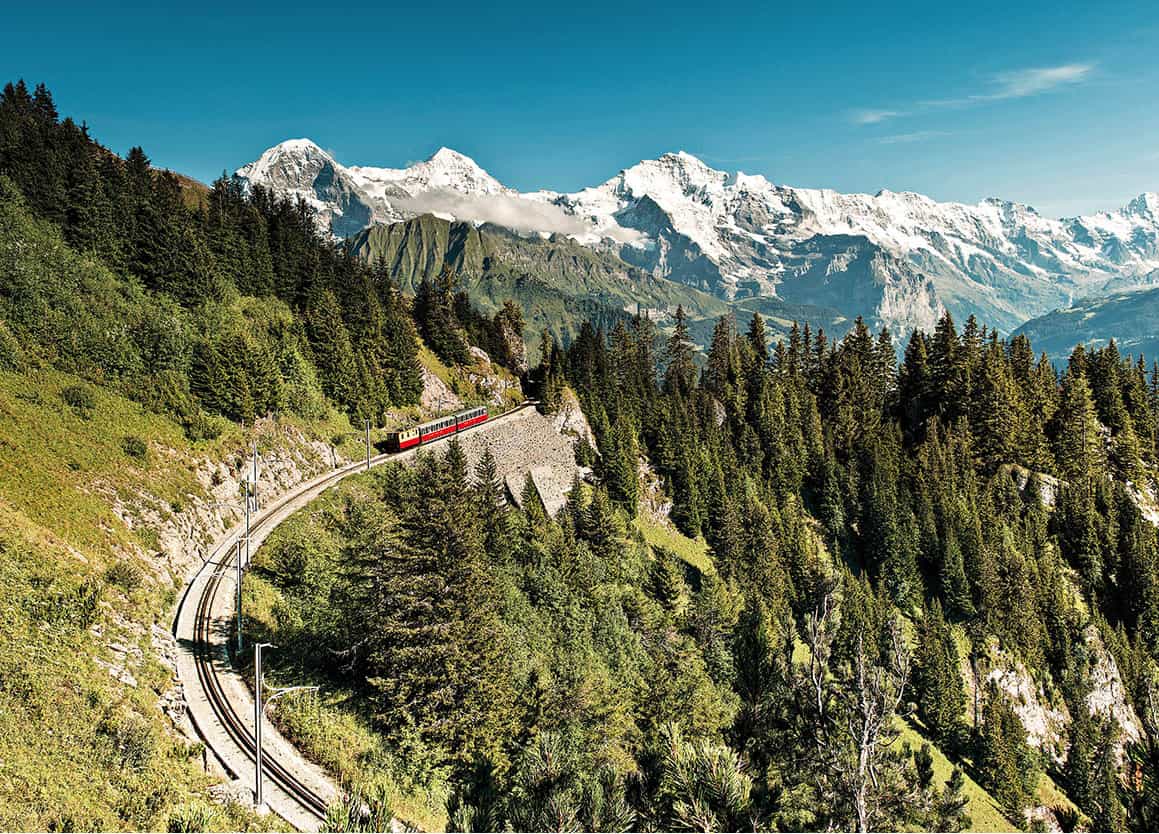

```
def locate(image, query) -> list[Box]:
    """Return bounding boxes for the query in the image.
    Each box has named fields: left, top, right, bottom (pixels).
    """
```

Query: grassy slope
left=894, top=722, right=1012, bottom=832
left=632, top=512, right=714, bottom=576
left=0, top=366, right=292, bottom=830
left=0, top=362, right=404, bottom=829
left=0, top=340, right=514, bottom=828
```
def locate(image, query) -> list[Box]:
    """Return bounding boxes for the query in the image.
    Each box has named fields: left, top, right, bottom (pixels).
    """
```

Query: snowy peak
left=615, top=151, right=729, bottom=198
left=391, top=146, right=509, bottom=195
left=1124, top=192, right=1159, bottom=219
left=235, top=139, right=1159, bottom=340
left=236, top=138, right=337, bottom=186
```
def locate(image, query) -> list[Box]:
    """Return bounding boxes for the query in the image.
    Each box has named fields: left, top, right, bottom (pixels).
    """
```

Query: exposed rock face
left=111, top=418, right=338, bottom=585
left=456, top=407, right=587, bottom=516
left=984, top=643, right=1070, bottom=765
left=1003, top=464, right=1062, bottom=508
left=552, top=388, right=596, bottom=452
left=465, top=347, right=522, bottom=406
left=975, top=625, right=1144, bottom=769
left=1084, top=625, right=1143, bottom=749
left=105, top=417, right=347, bottom=761
left=420, top=366, right=462, bottom=413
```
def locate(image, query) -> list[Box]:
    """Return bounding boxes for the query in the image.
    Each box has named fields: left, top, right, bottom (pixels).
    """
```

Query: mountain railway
left=175, top=402, right=529, bottom=830
left=385, top=405, right=488, bottom=451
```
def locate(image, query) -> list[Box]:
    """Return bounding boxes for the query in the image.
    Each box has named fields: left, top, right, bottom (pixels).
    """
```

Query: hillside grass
left=894, top=721, right=1013, bottom=832
left=0, top=367, right=209, bottom=557
left=632, top=512, right=714, bottom=575
left=0, top=366, right=283, bottom=831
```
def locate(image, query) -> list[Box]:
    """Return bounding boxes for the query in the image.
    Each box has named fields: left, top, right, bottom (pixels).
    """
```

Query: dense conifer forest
left=253, top=309, right=1159, bottom=831
left=0, top=80, right=526, bottom=434
left=6, top=79, right=1159, bottom=832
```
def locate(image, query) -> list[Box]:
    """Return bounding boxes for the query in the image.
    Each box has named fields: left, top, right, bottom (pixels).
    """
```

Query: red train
left=385, top=406, right=489, bottom=452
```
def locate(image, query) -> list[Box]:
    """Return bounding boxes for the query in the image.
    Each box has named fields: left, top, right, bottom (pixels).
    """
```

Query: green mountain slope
left=349, top=214, right=854, bottom=352
left=349, top=214, right=730, bottom=343
left=1013, top=286, right=1159, bottom=363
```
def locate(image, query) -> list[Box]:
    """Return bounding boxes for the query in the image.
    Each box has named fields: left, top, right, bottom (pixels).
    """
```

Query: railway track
left=176, top=403, right=535, bottom=828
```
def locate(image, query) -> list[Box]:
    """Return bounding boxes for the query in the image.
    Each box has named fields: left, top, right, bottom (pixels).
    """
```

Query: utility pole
left=235, top=540, right=244, bottom=653
left=243, top=481, right=251, bottom=568
left=251, top=442, right=259, bottom=511
left=254, top=642, right=274, bottom=811
left=365, top=419, right=371, bottom=471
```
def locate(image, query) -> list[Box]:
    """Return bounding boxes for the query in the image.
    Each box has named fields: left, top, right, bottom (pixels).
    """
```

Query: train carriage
left=385, top=406, right=489, bottom=453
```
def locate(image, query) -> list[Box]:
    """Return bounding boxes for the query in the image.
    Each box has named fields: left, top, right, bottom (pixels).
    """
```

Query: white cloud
left=851, top=108, right=905, bottom=125
left=983, top=63, right=1094, bottom=100
left=877, top=130, right=950, bottom=145
left=391, top=189, right=645, bottom=244
left=852, top=62, right=1095, bottom=128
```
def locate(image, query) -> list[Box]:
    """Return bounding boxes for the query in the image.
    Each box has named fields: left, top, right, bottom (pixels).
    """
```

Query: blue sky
left=5, top=0, right=1157, bottom=216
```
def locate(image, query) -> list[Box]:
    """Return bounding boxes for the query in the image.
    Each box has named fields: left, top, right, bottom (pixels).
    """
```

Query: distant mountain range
left=1014, top=274, right=1159, bottom=364
left=236, top=140, right=1159, bottom=341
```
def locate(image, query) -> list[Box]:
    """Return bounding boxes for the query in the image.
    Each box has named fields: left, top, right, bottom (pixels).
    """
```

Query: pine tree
left=1053, top=370, right=1104, bottom=482
left=928, top=311, right=965, bottom=419
left=649, top=546, right=685, bottom=610
left=936, top=769, right=972, bottom=832
left=975, top=683, right=1037, bottom=814
left=970, top=341, right=1020, bottom=471
left=913, top=602, right=966, bottom=748
left=663, top=305, right=696, bottom=398
left=414, top=264, right=470, bottom=365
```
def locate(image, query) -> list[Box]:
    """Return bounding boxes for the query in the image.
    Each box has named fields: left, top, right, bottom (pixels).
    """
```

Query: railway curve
left=172, top=402, right=536, bottom=831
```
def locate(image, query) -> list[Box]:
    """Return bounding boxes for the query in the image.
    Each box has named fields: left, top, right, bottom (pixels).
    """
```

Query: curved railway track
left=176, top=402, right=535, bottom=828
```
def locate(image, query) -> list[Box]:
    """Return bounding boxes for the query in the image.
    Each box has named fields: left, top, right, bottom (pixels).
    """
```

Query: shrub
left=105, top=560, right=144, bottom=592
left=0, top=319, right=24, bottom=370
left=182, top=410, right=226, bottom=442
left=166, top=801, right=217, bottom=832
left=61, top=383, right=96, bottom=418
left=98, top=713, right=155, bottom=771
left=121, top=434, right=148, bottom=461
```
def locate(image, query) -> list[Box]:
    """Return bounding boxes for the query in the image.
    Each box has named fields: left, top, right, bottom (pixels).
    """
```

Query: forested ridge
left=251, top=304, right=1159, bottom=832
left=0, top=79, right=527, bottom=434
left=556, top=307, right=1159, bottom=829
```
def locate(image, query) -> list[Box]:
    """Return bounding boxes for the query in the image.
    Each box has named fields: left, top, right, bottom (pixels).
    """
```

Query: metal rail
left=181, top=402, right=535, bottom=825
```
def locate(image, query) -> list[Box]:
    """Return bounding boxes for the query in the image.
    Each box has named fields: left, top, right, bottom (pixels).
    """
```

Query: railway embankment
left=457, top=389, right=594, bottom=515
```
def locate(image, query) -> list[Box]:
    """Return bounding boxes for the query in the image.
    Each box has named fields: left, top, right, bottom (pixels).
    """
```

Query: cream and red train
left=385, top=406, right=489, bottom=452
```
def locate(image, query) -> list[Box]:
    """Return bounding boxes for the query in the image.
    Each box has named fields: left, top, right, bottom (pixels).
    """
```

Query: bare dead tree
left=797, top=579, right=912, bottom=833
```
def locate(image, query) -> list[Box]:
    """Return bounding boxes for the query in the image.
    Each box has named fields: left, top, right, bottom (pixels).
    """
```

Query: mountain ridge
left=236, top=140, right=1159, bottom=337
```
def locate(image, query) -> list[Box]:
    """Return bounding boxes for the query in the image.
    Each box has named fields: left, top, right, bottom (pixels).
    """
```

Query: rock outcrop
left=457, top=406, right=590, bottom=516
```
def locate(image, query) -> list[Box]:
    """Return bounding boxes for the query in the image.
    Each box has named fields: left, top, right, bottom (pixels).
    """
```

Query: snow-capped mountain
left=235, top=140, right=512, bottom=237
left=235, top=140, right=1159, bottom=336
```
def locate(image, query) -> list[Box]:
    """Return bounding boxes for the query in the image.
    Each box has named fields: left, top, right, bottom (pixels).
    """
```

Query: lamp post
left=253, top=642, right=274, bottom=810
left=243, top=481, right=251, bottom=568
left=251, top=647, right=319, bottom=812
left=251, top=441, right=260, bottom=511
left=235, top=540, right=244, bottom=652
left=203, top=497, right=252, bottom=653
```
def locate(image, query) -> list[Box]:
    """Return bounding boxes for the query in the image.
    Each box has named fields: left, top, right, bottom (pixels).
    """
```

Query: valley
left=2, top=75, right=1159, bottom=834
